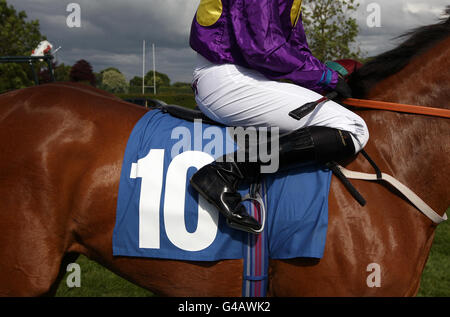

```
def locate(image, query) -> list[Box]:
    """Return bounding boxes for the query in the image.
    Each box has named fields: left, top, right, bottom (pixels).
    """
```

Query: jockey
left=189, top=0, right=369, bottom=233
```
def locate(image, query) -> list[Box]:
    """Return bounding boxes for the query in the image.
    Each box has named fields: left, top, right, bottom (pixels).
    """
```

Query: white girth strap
left=336, top=165, right=448, bottom=224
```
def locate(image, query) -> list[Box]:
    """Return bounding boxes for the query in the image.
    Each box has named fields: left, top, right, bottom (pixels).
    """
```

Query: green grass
left=417, top=212, right=450, bottom=297
left=55, top=255, right=153, bottom=297
left=55, top=214, right=450, bottom=297
left=155, top=93, right=197, bottom=108
left=117, top=92, right=197, bottom=109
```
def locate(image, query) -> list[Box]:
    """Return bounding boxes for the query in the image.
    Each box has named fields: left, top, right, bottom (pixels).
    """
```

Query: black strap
left=326, top=150, right=382, bottom=206
left=289, top=91, right=339, bottom=121
left=326, top=161, right=367, bottom=206
left=249, top=178, right=261, bottom=200
left=157, top=104, right=224, bottom=126
left=360, top=150, right=382, bottom=180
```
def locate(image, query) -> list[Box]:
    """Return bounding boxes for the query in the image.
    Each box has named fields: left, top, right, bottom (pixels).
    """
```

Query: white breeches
left=192, top=54, right=369, bottom=152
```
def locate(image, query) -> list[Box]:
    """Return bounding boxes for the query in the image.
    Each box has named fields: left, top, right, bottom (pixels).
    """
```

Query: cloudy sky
left=6, top=0, right=449, bottom=83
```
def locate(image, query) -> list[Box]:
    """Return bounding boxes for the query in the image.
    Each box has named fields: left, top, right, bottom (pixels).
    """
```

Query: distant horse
left=0, top=14, right=448, bottom=296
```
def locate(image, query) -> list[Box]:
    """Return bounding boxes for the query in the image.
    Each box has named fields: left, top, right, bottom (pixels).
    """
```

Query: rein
left=343, top=98, right=450, bottom=119
left=333, top=97, right=449, bottom=224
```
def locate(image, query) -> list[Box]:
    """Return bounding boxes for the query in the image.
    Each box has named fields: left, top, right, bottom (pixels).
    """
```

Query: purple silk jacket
left=190, top=0, right=338, bottom=92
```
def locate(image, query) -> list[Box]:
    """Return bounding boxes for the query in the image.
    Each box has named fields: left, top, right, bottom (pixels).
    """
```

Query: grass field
left=417, top=214, right=450, bottom=297
left=55, top=210, right=450, bottom=297
left=55, top=255, right=153, bottom=297
left=117, top=92, right=198, bottom=109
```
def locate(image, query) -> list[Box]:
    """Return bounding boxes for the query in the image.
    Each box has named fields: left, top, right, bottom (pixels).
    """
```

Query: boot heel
left=227, top=219, right=263, bottom=234
left=190, top=162, right=262, bottom=233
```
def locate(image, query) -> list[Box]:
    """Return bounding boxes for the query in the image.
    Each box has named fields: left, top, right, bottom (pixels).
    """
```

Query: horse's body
left=0, top=17, right=449, bottom=297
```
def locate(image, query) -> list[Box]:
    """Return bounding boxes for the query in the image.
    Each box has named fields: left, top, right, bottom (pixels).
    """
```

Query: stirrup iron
left=227, top=192, right=266, bottom=234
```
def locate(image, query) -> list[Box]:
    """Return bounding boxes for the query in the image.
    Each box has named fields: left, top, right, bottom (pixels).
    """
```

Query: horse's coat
left=0, top=11, right=449, bottom=297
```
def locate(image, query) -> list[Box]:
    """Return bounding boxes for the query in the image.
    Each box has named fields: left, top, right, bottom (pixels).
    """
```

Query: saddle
left=157, top=104, right=224, bottom=126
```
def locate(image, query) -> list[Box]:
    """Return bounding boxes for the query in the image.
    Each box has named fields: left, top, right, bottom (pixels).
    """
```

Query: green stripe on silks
left=325, top=61, right=349, bottom=77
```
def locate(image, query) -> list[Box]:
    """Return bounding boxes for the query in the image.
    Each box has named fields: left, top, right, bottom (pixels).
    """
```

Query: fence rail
left=0, top=55, right=55, bottom=85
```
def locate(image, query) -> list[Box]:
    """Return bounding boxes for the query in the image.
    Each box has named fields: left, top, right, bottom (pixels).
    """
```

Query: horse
left=0, top=13, right=448, bottom=297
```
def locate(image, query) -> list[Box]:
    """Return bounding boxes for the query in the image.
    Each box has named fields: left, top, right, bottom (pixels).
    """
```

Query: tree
left=54, top=63, right=72, bottom=82
left=96, top=67, right=124, bottom=91
left=301, top=0, right=362, bottom=62
left=128, top=71, right=171, bottom=94
left=100, top=67, right=121, bottom=75
left=129, top=76, right=143, bottom=93
left=100, top=69, right=128, bottom=94
left=70, top=59, right=96, bottom=86
left=39, top=62, right=71, bottom=83
left=172, top=82, right=191, bottom=88
left=144, top=71, right=170, bottom=90
left=0, top=0, right=47, bottom=92
left=94, top=72, right=102, bottom=87
left=38, top=61, right=55, bottom=84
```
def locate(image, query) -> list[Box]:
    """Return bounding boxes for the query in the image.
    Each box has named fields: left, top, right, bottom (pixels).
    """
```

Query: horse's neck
left=367, top=36, right=450, bottom=109
left=360, top=37, right=450, bottom=215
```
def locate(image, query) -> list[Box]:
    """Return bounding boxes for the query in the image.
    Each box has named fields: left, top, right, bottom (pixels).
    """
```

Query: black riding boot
left=189, top=159, right=262, bottom=233
left=278, top=126, right=356, bottom=167
left=190, top=126, right=356, bottom=234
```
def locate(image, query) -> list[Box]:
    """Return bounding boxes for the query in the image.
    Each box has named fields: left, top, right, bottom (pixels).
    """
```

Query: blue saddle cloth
left=112, top=109, right=332, bottom=261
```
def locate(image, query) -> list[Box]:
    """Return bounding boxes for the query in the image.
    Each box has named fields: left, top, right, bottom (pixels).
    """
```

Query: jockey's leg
left=190, top=61, right=369, bottom=233
left=190, top=126, right=357, bottom=233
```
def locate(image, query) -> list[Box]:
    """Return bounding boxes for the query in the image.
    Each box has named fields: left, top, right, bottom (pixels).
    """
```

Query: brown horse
left=0, top=16, right=449, bottom=297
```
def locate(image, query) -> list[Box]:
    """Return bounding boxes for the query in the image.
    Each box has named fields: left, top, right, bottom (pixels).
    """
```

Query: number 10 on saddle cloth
left=113, top=109, right=331, bottom=261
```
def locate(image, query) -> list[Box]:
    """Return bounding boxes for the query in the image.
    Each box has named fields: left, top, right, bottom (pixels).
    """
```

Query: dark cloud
left=6, top=0, right=448, bottom=83
left=7, top=0, right=199, bottom=82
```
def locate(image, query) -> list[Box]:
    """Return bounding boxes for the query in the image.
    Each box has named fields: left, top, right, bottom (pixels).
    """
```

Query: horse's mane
left=348, top=6, right=450, bottom=98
